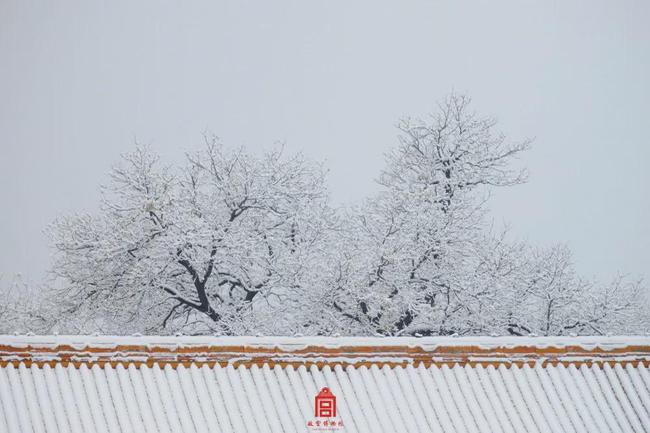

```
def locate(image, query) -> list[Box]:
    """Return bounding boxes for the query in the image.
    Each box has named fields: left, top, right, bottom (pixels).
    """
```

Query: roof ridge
left=2, top=335, right=650, bottom=369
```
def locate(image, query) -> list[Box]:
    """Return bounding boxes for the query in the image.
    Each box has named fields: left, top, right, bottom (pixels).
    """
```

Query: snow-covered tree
left=45, top=94, right=648, bottom=336
left=469, top=240, right=648, bottom=336
left=0, top=274, right=54, bottom=334
left=325, top=94, right=526, bottom=335
left=48, top=140, right=336, bottom=334
left=325, top=94, right=647, bottom=336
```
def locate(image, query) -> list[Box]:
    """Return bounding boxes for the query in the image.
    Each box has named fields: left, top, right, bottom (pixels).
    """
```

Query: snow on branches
left=47, top=140, right=335, bottom=334
left=37, top=94, right=648, bottom=337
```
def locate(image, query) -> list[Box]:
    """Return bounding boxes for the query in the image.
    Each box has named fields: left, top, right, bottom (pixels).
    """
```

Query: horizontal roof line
left=1, top=335, right=649, bottom=368
left=2, top=334, right=650, bottom=347
left=2, top=360, right=650, bottom=369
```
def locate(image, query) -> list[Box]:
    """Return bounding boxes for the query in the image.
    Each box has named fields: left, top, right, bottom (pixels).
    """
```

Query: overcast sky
left=1, top=0, right=648, bottom=285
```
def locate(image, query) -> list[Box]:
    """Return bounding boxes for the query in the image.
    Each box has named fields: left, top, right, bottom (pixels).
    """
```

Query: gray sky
left=1, top=0, right=648, bottom=285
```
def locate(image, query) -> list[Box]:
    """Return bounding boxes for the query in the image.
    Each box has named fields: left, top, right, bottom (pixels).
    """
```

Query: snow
left=382, top=364, right=422, bottom=433
left=511, top=365, right=552, bottom=433
left=567, top=364, right=610, bottom=433
left=163, top=364, right=196, bottom=433
left=151, top=365, right=183, bottom=433
left=0, top=365, right=22, bottom=433
left=188, top=364, right=222, bottom=433
left=0, top=362, right=647, bottom=433
left=116, top=363, right=146, bottom=433
left=54, top=364, right=84, bottom=433
left=521, top=365, right=564, bottom=433
left=30, top=365, right=60, bottom=433
left=371, top=365, right=406, bottom=433
left=18, top=363, right=47, bottom=433
left=330, top=365, right=370, bottom=433
left=413, top=363, right=453, bottom=431
left=343, top=365, right=380, bottom=433
left=614, top=363, right=650, bottom=428
left=79, top=365, right=110, bottom=433
left=603, top=363, right=646, bottom=433
left=3, top=333, right=650, bottom=350
left=358, top=365, right=396, bottom=432
left=177, top=365, right=209, bottom=433
left=453, top=366, right=492, bottom=433
left=198, top=365, right=233, bottom=433
left=441, top=364, right=481, bottom=433
left=1, top=336, right=650, bottom=433
left=127, top=363, right=159, bottom=433
left=545, top=365, right=589, bottom=433
left=67, top=365, right=97, bottom=433
left=226, top=365, right=258, bottom=433
left=211, top=365, right=244, bottom=433
left=485, top=365, right=528, bottom=433
left=45, top=364, right=73, bottom=433
left=579, top=364, right=624, bottom=433
left=285, top=365, right=312, bottom=423
left=469, top=365, right=515, bottom=433
left=395, top=364, right=436, bottom=433
left=260, top=364, right=300, bottom=433
left=270, top=364, right=305, bottom=432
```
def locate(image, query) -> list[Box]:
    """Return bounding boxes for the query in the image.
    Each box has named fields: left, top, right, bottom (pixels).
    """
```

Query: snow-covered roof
left=1, top=335, right=649, bottom=433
